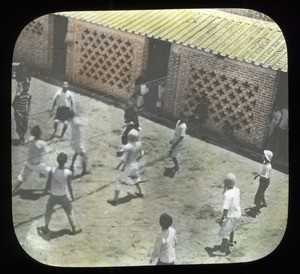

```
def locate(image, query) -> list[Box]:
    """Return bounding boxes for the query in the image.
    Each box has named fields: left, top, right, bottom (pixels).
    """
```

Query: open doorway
left=146, top=38, right=171, bottom=81
left=144, top=38, right=171, bottom=111
left=266, top=71, right=288, bottom=166
left=52, top=16, right=68, bottom=80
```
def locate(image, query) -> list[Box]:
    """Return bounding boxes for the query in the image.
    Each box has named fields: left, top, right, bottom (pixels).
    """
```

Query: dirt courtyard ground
left=11, top=77, right=289, bottom=267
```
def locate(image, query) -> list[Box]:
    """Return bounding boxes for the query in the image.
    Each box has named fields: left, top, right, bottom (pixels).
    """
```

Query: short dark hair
left=30, top=125, right=42, bottom=138
left=57, top=152, right=68, bottom=164
left=159, top=213, right=173, bottom=230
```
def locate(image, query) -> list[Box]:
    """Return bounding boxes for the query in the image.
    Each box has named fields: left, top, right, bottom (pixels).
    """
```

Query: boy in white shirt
left=150, top=213, right=177, bottom=265
left=69, top=111, right=89, bottom=176
left=253, top=150, right=273, bottom=208
left=169, top=115, right=187, bottom=172
left=12, top=125, right=52, bottom=194
left=38, top=152, right=82, bottom=236
left=50, top=81, right=75, bottom=139
left=215, top=173, right=241, bottom=255
left=108, top=129, right=144, bottom=206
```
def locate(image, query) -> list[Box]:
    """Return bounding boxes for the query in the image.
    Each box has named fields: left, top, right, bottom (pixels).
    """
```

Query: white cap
left=264, top=150, right=273, bottom=161
left=128, top=129, right=139, bottom=141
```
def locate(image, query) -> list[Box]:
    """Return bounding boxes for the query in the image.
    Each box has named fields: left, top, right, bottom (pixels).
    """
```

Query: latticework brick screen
left=183, top=65, right=258, bottom=134
left=78, top=28, right=134, bottom=91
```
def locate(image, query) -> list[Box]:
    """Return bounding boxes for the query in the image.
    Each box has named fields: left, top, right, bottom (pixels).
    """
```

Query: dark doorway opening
left=275, top=71, right=288, bottom=108
left=146, top=38, right=171, bottom=81
left=144, top=38, right=171, bottom=112
left=267, top=71, right=288, bottom=169
left=52, top=16, right=68, bottom=80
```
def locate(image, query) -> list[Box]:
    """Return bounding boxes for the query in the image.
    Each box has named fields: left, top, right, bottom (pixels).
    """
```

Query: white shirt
left=70, top=118, right=84, bottom=147
left=54, top=89, right=74, bottom=108
left=268, top=110, right=282, bottom=136
left=50, top=168, right=72, bottom=196
left=222, top=186, right=241, bottom=219
left=121, top=141, right=143, bottom=166
left=140, top=84, right=148, bottom=95
left=150, top=227, right=177, bottom=263
left=26, top=137, right=48, bottom=165
left=157, top=85, right=165, bottom=100
left=171, top=120, right=187, bottom=144
left=260, top=161, right=272, bottom=179
left=278, top=108, right=288, bottom=130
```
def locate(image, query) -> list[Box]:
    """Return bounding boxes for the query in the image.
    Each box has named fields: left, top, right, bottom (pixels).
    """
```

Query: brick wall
left=165, top=44, right=278, bottom=149
left=13, top=14, right=280, bottom=150
left=13, top=15, right=53, bottom=75
left=65, top=18, right=148, bottom=101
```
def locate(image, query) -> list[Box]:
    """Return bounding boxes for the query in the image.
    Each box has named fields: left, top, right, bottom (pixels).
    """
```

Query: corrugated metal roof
left=56, top=9, right=287, bottom=72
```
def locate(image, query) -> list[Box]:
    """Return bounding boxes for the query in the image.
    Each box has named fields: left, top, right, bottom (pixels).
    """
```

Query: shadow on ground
left=204, top=245, right=230, bottom=257
left=12, top=138, right=21, bottom=146
left=37, top=227, right=74, bottom=241
left=163, top=167, right=176, bottom=178
left=244, top=206, right=261, bottom=218
left=107, top=192, right=139, bottom=206
left=13, top=189, right=46, bottom=201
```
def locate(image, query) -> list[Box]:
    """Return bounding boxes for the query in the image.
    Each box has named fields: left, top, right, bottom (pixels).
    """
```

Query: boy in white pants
left=12, top=125, right=52, bottom=194
left=108, top=129, right=144, bottom=206
left=69, top=111, right=89, bottom=176
left=214, top=173, right=241, bottom=255
left=169, top=115, right=187, bottom=172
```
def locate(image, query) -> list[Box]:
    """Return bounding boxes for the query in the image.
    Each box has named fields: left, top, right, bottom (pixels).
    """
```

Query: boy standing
left=12, top=125, right=52, bottom=194
left=150, top=213, right=177, bottom=265
left=38, top=152, right=82, bottom=235
left=253, top=150, right=273, bottom=208
left=214, top=173, right=241, bottom=255
left=15, top=58, right=31, bottom=93
left=69, top=111, right=89, bottom=176
left=108, top=129, right=144, bottom=206
left=169, top=116, right=187, bottom=172
left=50, top=81, right=74, bottom=139
left=12, top=81, right=31, bottom=145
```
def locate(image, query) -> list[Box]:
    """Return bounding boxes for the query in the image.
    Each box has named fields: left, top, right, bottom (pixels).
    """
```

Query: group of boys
left=12, top=69, right=274, bottom=264
left=12, top=79, right=87, bottom=236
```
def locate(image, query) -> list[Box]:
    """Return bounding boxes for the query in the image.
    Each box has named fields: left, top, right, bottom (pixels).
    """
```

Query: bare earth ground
left=11, top=77, right=289, bottom=267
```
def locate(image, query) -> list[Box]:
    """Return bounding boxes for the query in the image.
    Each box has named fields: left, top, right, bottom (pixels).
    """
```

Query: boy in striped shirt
left=12, top=82, right=31, bottom=145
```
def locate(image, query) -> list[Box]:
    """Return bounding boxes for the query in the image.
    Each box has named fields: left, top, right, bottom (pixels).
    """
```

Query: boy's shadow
left=204, top=246, right=227, bottom=257
left=13, top=189, right=45, bottom=200
left=107, top=192, right=138, bottom=206
left=163, top=167, right=176, bottom=178
left=12, top=138, right=21, bottom=146
left=244, top=206, right=261, bottom=218
left=37, top=228, right=73, bottom=241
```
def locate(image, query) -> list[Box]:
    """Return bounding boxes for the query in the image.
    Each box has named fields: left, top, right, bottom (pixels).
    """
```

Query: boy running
left=253, top=150, right=273, bottom=208
left=69, top=111, right=89, bottom=176
left=12, top=125, right=52, bottom=194
left=38, top=152, right=82, bottom=235
left=108, top=129, right=144, bottom=206
left=121, top=101, right=140, bottom=145
left=169, top=115, right=187, bottom=172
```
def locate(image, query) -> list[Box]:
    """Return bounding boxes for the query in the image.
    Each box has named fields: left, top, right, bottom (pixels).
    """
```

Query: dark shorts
left=55, top=106, right=71, bottom=122
left=46, top=194, right=73, bottom=215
